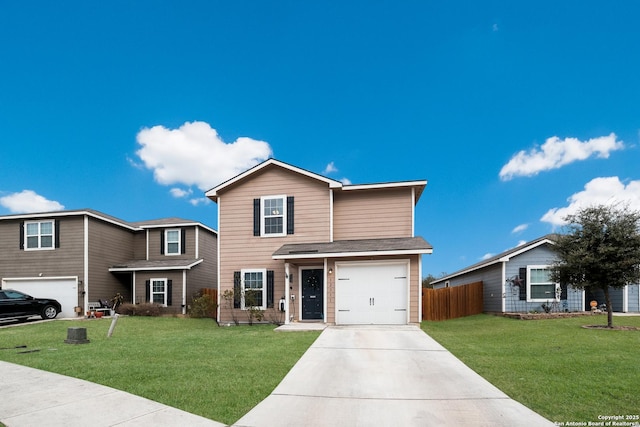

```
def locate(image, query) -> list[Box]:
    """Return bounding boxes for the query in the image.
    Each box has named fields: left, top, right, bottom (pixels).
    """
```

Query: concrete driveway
left=234, top=325, right=554, bottom=427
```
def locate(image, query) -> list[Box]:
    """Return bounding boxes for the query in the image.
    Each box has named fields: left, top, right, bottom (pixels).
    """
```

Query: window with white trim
left=527, top=266, right=559, bottom=302
left=151, top=279, right=168, bottom=305
left=25, top=220, right=54, bottom=250
left=242, top=268, right=266, bottom=309
left=165, top=229, right=180, bottom=255
left=261, top=195, right=286, bottom=236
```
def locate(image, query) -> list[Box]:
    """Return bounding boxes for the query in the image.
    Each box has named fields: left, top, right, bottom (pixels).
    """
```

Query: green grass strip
left=421, top=314, right=640, bottom=422
left=0, top=317, right=320, bottom=425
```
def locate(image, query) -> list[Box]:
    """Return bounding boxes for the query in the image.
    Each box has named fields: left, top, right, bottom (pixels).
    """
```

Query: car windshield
left=1, top=290, right=30, bottom=300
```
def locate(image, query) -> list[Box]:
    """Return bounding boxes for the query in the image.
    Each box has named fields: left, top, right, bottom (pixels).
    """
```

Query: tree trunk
left=603, top=286, right=613, bottom=328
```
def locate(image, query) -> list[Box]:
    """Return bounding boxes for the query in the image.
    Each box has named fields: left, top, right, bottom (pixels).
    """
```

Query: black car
left=0, top=289, right=61, bottom=321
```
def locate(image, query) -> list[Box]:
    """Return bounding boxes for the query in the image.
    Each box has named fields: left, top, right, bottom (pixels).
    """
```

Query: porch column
left=285, top=262, right=291, bottom=324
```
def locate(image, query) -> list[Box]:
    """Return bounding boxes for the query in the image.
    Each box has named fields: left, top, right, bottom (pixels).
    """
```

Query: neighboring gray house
left=0, top=209, right=217, bottom=318
left=431, top=235, right=640, bottom=314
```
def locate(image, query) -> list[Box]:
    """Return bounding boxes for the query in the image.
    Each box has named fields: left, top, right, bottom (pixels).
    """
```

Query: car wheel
left=41, top=305, right=59, bottom=319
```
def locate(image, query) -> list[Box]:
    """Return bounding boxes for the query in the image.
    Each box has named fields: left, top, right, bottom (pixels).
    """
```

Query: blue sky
left=1, top=1, right=639, bottom=277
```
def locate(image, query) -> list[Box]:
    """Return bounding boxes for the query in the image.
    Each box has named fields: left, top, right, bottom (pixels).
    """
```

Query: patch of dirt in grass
left=502, top=312, right=595, bottom=320
left=581, top=324, right=640, bottom=331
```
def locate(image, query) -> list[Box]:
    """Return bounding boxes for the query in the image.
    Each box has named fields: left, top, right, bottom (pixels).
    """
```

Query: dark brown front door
left=302, top=269, right=323, bottom=320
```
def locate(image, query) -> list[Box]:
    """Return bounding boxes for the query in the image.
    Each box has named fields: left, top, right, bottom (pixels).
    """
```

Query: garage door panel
left=336, top=263, right=408, bottom=325
left=2, top=278, right=77, bottom=318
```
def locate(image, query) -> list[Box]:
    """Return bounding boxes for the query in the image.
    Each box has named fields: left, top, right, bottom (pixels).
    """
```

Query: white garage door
left=335, top=262, right=408, bottom=325
left=2, top=278, right=78, bottom=318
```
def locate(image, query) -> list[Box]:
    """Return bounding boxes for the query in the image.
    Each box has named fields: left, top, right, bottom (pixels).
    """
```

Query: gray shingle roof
left=109, top=259, right=203, bottom=271
left=273, top=237, right=433, bottom=259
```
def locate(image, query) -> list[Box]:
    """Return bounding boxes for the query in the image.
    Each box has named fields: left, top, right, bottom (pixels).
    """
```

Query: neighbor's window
left=25, top=220, right=54, bottom=250
left=242, top=269, right=266, bottom=309
left=528, top=266, right=559, bottom=301
left=151, top=279, right=167, bottom=305
left=165, top=229, right=180, bottom=255
left=261, top=196, right=286, bottom=236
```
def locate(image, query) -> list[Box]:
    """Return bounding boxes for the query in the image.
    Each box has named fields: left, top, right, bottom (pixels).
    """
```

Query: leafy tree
left=550, top=204, right=640, bottom=327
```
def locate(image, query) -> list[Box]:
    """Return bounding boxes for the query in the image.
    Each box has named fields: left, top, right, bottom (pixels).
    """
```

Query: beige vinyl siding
left=333, top=188, right=413, bottom=240
left=217, top=167, right=331, bottom=322
left=86, top=217, right=135, bottom=303
left=0, top=216, right=84, bottom=281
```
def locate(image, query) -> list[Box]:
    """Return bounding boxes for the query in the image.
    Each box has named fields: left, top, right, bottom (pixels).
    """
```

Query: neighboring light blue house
left=431, top=235, right=640, bottom=314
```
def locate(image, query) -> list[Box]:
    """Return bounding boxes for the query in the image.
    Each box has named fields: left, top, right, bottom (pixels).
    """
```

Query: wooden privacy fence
left=200, top=288, right=218, bottom=301
left=422, top=281, right=483, bottom=321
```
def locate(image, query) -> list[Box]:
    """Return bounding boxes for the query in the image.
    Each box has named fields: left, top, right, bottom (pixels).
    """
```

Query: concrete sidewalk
left=0, top=361, right=225, bottom=427
left=234, top=325, right=555, bottom=427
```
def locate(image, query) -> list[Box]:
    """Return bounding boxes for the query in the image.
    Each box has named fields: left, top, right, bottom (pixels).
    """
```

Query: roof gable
left=205, top=159, right=342, bottom=201
left=432, top=234, right=558, bottom=284
left=205, top=158, right=427, bottom=203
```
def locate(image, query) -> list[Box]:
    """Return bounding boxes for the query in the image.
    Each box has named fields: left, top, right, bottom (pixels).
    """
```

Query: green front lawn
left=0, top=317, right=320, bottom=425
left=422, top=314, right=640, bottom=423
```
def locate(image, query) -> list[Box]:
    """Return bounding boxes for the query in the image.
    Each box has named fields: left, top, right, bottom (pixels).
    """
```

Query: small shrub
left=190, top=293, right=217, bottom=319
left=119, top=303, right=163, bottom=316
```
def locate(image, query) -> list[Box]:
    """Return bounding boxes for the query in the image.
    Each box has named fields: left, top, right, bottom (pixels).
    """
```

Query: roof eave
left=273, top=248, right=433, bottom=260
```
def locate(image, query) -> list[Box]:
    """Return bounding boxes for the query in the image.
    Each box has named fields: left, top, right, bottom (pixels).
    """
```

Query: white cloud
left=516, top=240, right=527, bottom=247
left=499, top=133, right=624, bottom=181
left=540, top=176, right=640, bottom=226
left=512, top=223, right=528, bottom=234
left=136, top=121, right=272, bottom=191
left=492, top=23, right=499, bottom=32
left=481, top=253, right=494, bottom=260
left=340, top=178, right=352, bottom=185
left=323, top=162, right=338, bottom=174
left=189, top=197, right=211, bottom=207
left=170, top=188, right=192, bottom=198
left=0, top=190, right=64, bottom=214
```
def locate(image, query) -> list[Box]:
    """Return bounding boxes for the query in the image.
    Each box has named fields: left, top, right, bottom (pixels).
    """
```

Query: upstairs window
left=253, top=195, right=294, bottom=237
left=161, top=228, right=185, bottom=255
left=25, top=220, right=55, bottom=250
left=165, top=229, right=180, bottom=255
left=262, top=195, right=286, bottom=236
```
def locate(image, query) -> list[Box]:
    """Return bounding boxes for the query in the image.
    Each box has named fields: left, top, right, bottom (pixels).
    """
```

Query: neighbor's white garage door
left=335, top=262, right=408, bottom=325
left=2, top=278, right=78, bottom=318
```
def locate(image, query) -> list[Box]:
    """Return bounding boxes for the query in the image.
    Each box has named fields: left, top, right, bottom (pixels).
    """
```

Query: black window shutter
left=286, top=196, right=294, bottom=235
left=253, top=199, right=261, bottom=236
left=181, top=229, right=186, bottom=254
left=160, top=229, right=165, bottom=254
left=55, top=219, right=60, bottom=248
left=19, top=221, right=24, bottom=250
left=560, top=283, right=567, bottom=300
left=145, top=280, right=151, bottom=302
left=267, top=270, right=274, bottom=308
left=233, top=271, right=241, bottom=308
left=518, top=268, right=527, bottom=301
left=167, top=280, right=173, bottom=306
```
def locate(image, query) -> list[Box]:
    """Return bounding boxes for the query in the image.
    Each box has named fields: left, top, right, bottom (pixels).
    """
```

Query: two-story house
left=0, top=209, right=217, bottom=317
left=206, top=159, right=433, bottom=325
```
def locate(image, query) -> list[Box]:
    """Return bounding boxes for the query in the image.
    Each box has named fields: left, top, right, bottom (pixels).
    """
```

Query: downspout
left=329, top=189, right=334, bottom=242
left=623, top=284, right=628, bottom=313
left=501, top=261, right=506, bottom=313
left=216, top=199, right=222, bottom=322
left=182, top=269, right=187, bottom=315
left=83, top=215, right=89, bottom=311
left=418, top=255, right=423, bottom=323
left=285, top=263, right=291, bottom=324
left=323, top=258, right=328, bottom=323
left=132, top=271, right=136, bottom=304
